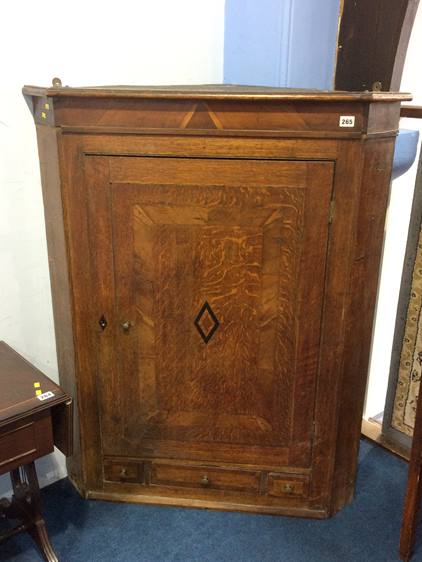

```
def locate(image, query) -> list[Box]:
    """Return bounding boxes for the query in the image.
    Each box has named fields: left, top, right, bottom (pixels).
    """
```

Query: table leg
left=5, top=462, right=59, bottom=562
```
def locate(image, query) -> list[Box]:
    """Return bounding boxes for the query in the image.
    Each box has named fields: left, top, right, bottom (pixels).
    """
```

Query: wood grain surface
left=86, top=156, right=333, bottom=471
left=335, top=0, right=419, bottom=91
left=25, top=85, right=402, bottom=517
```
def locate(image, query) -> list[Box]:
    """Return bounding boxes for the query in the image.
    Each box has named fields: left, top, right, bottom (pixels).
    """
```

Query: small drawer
left=104, top=459, right=144, bottom=484
left=267, top=473, right=309, bottom=498
left=0, top=411, right=54, bottom=475
left=150, top=462, right=260, bottom=493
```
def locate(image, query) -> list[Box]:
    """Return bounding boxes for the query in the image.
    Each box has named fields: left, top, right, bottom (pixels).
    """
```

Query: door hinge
left=329, top=200, right=335, bottom=224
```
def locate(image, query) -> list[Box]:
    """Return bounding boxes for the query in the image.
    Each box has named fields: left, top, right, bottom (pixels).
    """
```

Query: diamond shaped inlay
left=194, top=301, right=220, bottom=344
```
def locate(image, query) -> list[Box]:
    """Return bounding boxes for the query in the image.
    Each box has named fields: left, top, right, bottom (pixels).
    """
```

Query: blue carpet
left=1, top=439, right=421, bottom=562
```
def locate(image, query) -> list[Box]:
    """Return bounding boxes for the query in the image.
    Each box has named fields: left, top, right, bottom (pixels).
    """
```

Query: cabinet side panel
left=57, top=135, right=105, bottom=492
left=309, top=140, right=363, bottom=511
left=331, top=137, right=395, bottom=512
left=35, top=125, right=81, bottom=487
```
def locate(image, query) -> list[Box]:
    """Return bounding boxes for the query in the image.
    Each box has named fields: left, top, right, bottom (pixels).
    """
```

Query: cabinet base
left=85, top=487, right=330, bottom=519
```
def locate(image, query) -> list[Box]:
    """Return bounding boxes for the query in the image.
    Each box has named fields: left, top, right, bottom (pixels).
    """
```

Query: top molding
left=22, top=83, right=412, bottom=103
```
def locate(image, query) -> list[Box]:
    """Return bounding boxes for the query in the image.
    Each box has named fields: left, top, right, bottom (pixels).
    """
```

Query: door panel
left=86, top=156, right=334, bottom=468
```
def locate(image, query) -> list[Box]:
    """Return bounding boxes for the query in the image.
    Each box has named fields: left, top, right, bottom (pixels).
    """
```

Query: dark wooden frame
left=382, top=134, right=422, bottom=455
left=335, top=0, right=419, bottom=91
left=378, top=105, right=422, bottom=561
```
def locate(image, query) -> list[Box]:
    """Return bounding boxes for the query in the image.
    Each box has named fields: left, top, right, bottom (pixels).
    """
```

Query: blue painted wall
left=224, top=0, right=341, bottom=90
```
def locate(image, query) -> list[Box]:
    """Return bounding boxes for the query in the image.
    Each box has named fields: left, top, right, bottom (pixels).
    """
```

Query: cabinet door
left=86, top=155, right=334, bottom=468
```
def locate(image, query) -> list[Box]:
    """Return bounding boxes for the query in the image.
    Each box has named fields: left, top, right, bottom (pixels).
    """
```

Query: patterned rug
left=392, top=226, right=422, bottom=436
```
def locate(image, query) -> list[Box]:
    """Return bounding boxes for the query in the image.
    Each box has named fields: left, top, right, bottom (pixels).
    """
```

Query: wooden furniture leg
left=0, top=463, right=59, bottom=562
left=400, top=386, right=422, bottom=561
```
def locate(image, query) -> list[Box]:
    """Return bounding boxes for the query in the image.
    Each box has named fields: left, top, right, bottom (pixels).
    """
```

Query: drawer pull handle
left=120, top=468, right=128, bottom=479
left=283, top=483, right=294, bottom=494
left=201, top=475, right=210, bottom=487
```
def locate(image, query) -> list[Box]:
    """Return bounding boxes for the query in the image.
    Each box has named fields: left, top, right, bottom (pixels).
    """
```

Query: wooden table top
left=0, top=341, right=70, bottom=428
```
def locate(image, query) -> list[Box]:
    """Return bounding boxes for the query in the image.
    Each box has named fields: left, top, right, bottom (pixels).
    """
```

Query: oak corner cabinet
left=23, top=83, right=410, bottom=518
